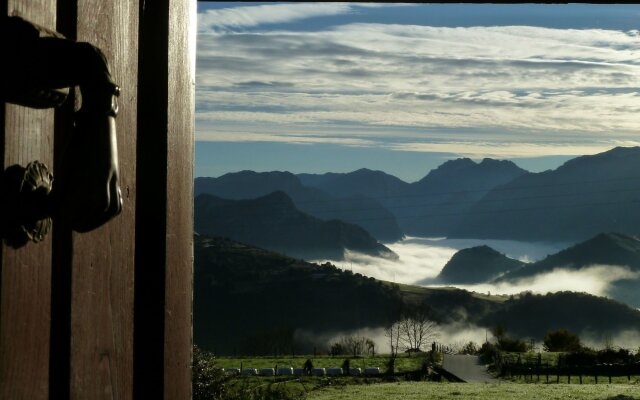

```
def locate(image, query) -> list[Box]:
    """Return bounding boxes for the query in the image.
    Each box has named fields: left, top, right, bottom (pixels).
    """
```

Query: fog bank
left=315, top=237, right=567, bottom=286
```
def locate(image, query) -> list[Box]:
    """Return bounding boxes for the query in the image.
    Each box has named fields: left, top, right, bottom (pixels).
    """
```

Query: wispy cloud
left=387, top=141, right=640, bottom=159
left=198, top=3, right=352, bottom=31
left=197, top=10, right=640, bottom=158
left=198, top=3, right=413, bottom=32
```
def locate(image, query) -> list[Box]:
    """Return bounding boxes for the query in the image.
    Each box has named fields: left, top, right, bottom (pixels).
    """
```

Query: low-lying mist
left=295, top=324, right=640, bottom=355
left=294, top=322, right=490, bottom=356
left=440, top=265, right=640, bottom=298
left=313, top=237, right=638, bottom=305
left=315, top=236, right=567, bottom=286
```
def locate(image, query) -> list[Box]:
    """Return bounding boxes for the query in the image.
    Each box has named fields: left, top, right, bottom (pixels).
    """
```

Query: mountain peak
left=435, top=245, right=525, bottom=284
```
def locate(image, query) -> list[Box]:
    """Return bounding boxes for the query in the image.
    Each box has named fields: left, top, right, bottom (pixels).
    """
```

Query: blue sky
left=195, top=3, right=640, bottom=182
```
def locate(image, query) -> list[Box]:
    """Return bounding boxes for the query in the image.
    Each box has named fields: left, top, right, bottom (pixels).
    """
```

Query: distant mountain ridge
left=194, top=191, right=397, bottom=261
left=298, top=168, right=410, bottom=200
left=195, top=170, right=403, bottom=242
left=298, top=158, right=528, bottom=237
left=196, top=146, right=640, bottom=243
left=450, top=146, right=640, bottom=241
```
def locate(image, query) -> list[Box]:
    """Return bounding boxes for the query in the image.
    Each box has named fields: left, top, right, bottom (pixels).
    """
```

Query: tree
left=329, top=342, right=345, bottom=356
left=460, top=341, right=478, bottom=355
left=342, top=335, right=367, bottom=357
left=543, top=329, right=582, bottom=352
left=397, top=311, right=439, bottom=353
left=330, top=335, right=370, bottom=357
left=385, top=321, right=401, bottom=358
left=491, top=324, right=527, bottom=352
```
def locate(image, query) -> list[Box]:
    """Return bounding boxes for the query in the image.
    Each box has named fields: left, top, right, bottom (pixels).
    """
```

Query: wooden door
left=0, top=1, right=194, bottom=399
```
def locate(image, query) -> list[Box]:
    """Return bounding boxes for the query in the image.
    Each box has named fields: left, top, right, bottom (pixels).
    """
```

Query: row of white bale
left=222, top=367, right=381, bottom=377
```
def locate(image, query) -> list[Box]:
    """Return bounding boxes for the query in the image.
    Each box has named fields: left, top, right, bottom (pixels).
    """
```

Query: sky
left=195, top=3, right=640, bottom=182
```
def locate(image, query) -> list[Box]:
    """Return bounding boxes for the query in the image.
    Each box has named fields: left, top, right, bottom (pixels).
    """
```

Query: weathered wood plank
left=69, top=1, right=138, bottom=399
left=135, top=0, right=194, bottom=398
left=164, top=0, right=195, bottom=398
left=0, top=2, right=56, bottom=399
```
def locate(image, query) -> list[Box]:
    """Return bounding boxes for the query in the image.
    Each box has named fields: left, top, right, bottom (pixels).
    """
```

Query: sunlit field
left=307, top=382, right=640, bottom=400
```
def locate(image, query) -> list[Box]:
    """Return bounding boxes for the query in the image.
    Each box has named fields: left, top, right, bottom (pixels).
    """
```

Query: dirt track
left=442, top=354, right=499, bottom=383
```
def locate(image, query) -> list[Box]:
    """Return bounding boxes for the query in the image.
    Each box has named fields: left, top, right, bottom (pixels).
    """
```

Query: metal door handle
left=1, top=16, right=122, bottom=246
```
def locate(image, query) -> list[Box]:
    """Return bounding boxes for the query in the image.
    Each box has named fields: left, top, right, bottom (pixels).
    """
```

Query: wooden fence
left=496, top=353, right=640, bottom=384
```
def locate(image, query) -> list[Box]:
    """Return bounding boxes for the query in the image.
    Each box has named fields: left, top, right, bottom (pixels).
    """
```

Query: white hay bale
left=241, top=368, right=258, bottom=376
left=277, top=367, right=294, bottom=375
left=327, top=368, right=343, bottom=376
left=364, top=367, right=380, bottom=375
left=312, top=367, right=326, bottom=376
left=349, top=367, right=362, bottom=376
left=293, top=368, right=306, bottom=376
left=259, top=368, right=275, bottom=376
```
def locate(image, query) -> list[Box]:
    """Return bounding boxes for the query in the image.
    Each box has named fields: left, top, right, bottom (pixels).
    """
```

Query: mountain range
left=196, top=146, right=640, bottom=244
left=194, top=191, right=397, bottom=261
left=450, top=147, right=640, bottom=241
left=299, top=158, right=527, bottom=237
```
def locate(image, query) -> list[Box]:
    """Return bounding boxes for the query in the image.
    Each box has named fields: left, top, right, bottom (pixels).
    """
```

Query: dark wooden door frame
left=1, top=1, right=195, bottom=399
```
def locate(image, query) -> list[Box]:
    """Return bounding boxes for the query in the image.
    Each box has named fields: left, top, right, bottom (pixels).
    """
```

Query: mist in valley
left=316, top=237, right=567, bottom=286
left=316, top=236, right=639, bottom=305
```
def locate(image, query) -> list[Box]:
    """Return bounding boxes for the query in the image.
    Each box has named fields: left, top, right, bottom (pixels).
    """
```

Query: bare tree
left=384, top=322, right=401, bottom=358
left=398, top=311, right=439, bottom=354
left=340, top=335, right=367, bottom=357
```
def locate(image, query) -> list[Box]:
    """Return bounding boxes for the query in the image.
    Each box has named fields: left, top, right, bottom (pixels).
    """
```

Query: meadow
left=306, top=382, right=640, bottom=400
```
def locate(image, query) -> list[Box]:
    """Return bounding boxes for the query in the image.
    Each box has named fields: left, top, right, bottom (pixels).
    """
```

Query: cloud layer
left=197, top=7, right=640, bottom=157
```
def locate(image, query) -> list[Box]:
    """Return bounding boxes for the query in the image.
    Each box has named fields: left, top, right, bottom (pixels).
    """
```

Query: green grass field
left=306, top=382, right=640, bottom=400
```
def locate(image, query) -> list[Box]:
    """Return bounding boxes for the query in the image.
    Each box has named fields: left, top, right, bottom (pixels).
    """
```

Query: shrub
left=460, top=341, right=479, bottom=355
left=478, top=342, right=499, bottom=364
left=192, top=346, right=227, bottom=400
left=543, top=329, right=582, bottom=352
left=497, top=336, right=527, bottom=352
